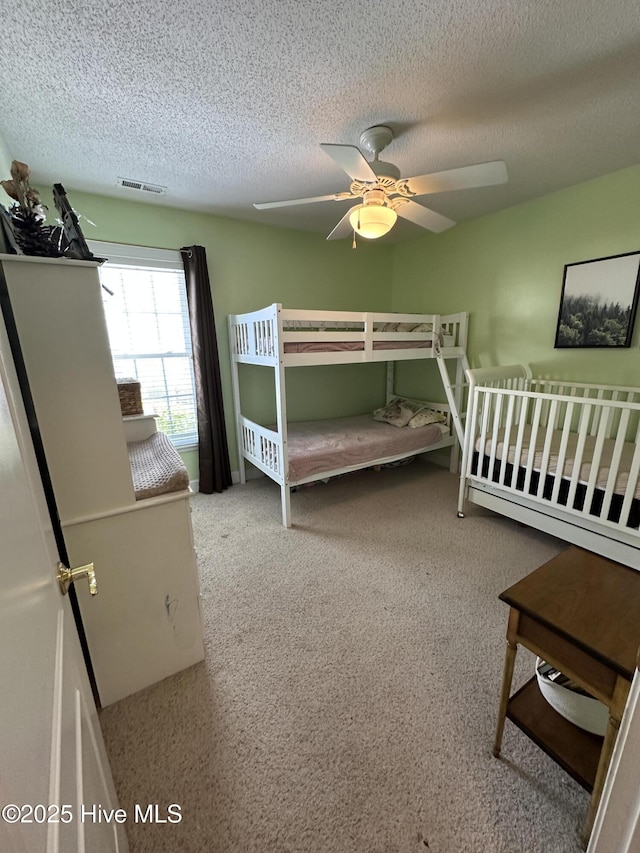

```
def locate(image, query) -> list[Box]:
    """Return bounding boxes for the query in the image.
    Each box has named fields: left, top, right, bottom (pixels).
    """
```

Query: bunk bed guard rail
left=229, top=304, right=280, bottom=363
left=229, top=304, right=469, bottom=365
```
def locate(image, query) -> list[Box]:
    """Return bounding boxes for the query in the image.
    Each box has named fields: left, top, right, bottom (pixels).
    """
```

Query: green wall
left=42, top=190, right=393, bottom=476
left=392, top=164, right=640, bottom=399
left=16, top=152, right=640, bottom=480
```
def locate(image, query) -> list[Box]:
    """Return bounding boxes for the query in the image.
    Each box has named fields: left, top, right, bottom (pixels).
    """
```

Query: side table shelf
left=494, top=546, right=640, bottom=845
left=506, top=677, right=603, bottom=791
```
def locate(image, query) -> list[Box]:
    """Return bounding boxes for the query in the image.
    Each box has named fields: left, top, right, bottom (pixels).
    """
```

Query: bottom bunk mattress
left=286, top=414, right=448, bottom=483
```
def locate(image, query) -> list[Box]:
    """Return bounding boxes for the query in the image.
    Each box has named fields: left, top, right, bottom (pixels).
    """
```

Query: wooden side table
left=494, top=547, right=640, bottom=844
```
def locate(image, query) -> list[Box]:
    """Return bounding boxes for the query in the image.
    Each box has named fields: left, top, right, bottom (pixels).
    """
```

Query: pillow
left=407, top=408, right=448, bottom=429
left=398, top=398, right=426, bottom=416
left=372, top=398, right=414, bottom=428
left=373, top=397, right=433, bottom=428
left=405, top=322, right=433, bottom=333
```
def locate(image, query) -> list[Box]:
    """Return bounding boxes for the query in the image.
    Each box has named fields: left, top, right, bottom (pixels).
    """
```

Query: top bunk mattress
left=286, top=414, right=448, bottom=483
left=282, top=320, right=452, bottom=354
left=283, top=337, right=453, bottom=353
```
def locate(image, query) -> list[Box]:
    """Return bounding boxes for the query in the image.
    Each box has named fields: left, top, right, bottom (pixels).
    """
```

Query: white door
left=588, top=668, right=640, bottom=852
left=0, top=309, right=128, bottom=852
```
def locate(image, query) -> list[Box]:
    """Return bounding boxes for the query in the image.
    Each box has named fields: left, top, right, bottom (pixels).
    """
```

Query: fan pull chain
left=352, top=209, right=361, bottom=249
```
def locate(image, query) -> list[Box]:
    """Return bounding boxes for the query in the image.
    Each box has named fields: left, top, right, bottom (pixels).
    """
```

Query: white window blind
left=90, top=242, right=198, bottom=449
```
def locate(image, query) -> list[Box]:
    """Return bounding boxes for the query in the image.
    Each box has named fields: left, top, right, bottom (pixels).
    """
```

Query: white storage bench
left=4, top=255, right=204, bottom=707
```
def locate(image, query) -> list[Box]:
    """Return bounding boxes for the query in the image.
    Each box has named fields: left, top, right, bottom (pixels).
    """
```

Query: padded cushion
left=128, top=432, right=190, bottom=500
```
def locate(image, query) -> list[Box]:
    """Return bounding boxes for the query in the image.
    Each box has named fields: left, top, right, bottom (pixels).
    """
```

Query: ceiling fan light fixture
left=348, top=204, right=397, bottom=239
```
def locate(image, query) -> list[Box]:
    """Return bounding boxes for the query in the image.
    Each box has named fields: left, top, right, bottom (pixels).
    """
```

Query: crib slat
left=550, top=401, right=575, bottom=504
left=589, top=388, right=605, bottom=436
left=512, top=396, right=530, bottom=491
left=498, top=394, right=516, bottom=486
left=536, top=400, right=558, bottom=498
left=478, top=389, right=492, bottom=479
left=583, top=406, right=611, bottom=514
left=514, top=388, right=526, bottom=426
left=540, top=394, right=550, bottom=429
left=566, top=404, right=592, bottom=509
left=601, top=408, right=631, bottom=521
left=487, top=393, right=503, bottom=479
left=618, top=420, right=640, bottom=528
left=552, top=397, right=563, bottom=431
left=465, top=386, right=482, bottom=478
left=523, top=397, right=543, bottom=494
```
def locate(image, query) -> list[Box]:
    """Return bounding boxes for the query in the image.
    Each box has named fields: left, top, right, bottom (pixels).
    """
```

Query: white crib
left=458, top=364, right=640, bottom=569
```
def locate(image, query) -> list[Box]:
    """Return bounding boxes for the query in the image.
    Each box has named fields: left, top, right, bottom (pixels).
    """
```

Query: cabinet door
left=4, top=258, right=134, bottom=521
left=65, top=497, right=205, bottom=706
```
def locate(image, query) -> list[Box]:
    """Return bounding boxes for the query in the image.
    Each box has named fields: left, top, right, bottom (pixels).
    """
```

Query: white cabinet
left=2, top=254, right=204, bottom=707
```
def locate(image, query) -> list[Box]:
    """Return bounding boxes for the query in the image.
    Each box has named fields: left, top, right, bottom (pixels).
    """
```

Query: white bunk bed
left=228, top=303, right=469, bottom=526
left=458, top=364, right=640, bottom=570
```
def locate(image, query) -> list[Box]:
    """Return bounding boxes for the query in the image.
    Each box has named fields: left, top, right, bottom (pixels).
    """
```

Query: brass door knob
left=57, top=562, right=98, bottom=596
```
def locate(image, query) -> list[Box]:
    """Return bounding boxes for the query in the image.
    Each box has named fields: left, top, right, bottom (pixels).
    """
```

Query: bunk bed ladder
left=386, top=346, right=469, bottom=473
left=436, top=348, right=470, bottom=470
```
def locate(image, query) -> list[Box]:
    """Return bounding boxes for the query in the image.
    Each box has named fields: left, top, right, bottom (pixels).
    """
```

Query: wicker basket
left=117, top=378, right=143, bottom=416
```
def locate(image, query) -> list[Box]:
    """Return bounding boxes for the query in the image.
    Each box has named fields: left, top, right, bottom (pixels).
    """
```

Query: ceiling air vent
left=116, top=177, right=167, bottom=195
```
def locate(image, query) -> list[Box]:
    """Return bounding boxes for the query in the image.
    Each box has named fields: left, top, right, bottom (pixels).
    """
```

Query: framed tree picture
left=555, top=251, right=640, bottom=348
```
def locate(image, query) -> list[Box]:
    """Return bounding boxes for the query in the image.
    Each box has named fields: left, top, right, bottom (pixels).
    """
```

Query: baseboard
left=191, top=467, right=264, bottom=491
left=231, top=467, right=264, bottom=485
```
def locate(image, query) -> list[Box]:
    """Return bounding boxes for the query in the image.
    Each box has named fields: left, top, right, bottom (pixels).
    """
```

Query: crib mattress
left=128, top=432, right=190, bottom=500
left=475, top=425, right=640, bottom=498
left=287, top=414, right=448, bottom=483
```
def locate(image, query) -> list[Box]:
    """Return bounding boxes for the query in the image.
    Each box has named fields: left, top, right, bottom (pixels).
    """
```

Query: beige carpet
left=100, top=461, right=588, bottom=853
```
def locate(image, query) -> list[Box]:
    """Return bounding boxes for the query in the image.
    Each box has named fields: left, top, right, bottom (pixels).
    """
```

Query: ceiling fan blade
left=320, top=143, right=377, bottom=182
left=404, top=160, right=508, bottom=197
left=395, top=200, right=456, bottom=233
left=326, top=206, right=359, bottom=241
left=254, top=193, right=343, bottom=210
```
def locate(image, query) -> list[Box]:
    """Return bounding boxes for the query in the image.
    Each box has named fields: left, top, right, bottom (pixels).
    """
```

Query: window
left=89, top=241, right=198, bottom=449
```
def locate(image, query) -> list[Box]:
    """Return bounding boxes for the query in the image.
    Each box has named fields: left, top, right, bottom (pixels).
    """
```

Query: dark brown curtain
left=181, top=245, right=232, bottom=493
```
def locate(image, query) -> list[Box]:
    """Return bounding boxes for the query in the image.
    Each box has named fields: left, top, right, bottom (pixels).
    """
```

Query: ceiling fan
left=254, top=125, right=508, bottom=242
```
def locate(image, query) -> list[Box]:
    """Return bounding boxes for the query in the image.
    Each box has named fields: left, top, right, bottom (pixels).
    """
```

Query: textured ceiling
left=1, top=0, right=640, bottom=243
